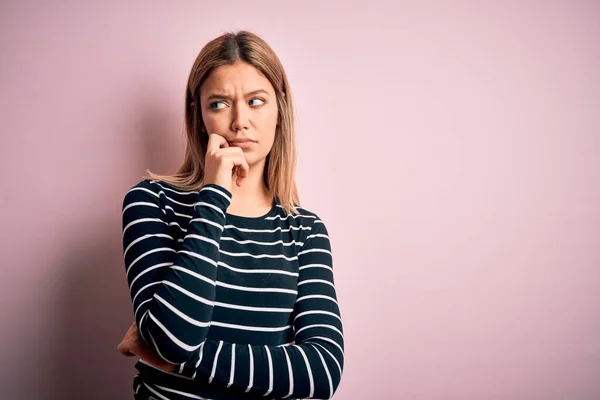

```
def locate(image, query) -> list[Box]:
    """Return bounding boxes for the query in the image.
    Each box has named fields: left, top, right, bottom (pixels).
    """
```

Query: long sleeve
left=121, top=181, right=231, bottom=364
left=179, top=217, right=345, bottom=399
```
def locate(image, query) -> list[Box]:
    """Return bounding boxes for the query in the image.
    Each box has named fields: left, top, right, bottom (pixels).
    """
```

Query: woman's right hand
left=203, top=133, right=249, bottom=193
left=117, top=322, right=176, bottom=372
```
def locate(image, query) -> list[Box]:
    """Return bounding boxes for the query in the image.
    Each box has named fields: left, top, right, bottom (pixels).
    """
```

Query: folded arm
left=122, top=181, right=231, bottom=364
left=178, top=217, right=345, bottom=399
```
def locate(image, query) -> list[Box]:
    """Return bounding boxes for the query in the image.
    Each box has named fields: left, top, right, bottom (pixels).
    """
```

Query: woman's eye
left=249, top=98, right=265, bottom=106
left=210, top=101, right=226, bottom=109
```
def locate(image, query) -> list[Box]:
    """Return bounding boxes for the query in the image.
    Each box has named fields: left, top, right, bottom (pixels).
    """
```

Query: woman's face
left=199, top=61, right=279, bottom=168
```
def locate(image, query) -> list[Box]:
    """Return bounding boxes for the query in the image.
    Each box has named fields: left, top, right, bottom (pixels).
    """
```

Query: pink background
left=1, top=1, right=599, bottom=399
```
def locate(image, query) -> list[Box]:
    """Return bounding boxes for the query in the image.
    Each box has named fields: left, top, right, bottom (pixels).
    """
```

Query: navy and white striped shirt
left=121, top=179, right=344, bottom=399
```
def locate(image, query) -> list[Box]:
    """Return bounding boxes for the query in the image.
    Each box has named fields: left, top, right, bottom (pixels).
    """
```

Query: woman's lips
left=229, top=140, right=256, bottom=149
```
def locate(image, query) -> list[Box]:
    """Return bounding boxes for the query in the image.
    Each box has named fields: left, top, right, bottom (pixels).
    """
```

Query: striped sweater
left=121, top=179, right=344, bottom=400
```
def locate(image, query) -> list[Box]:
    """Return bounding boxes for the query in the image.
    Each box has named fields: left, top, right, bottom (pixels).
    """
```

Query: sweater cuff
left=196, top=184, right=232, bottom=212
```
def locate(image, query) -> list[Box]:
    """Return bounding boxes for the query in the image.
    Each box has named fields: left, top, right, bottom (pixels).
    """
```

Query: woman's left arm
left=178, top=217, right=345, bottom=399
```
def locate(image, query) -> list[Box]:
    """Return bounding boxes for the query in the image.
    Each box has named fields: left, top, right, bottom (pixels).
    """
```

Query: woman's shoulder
left=290, top=204, right=319, bottom=219
left=122, top=179, right=160, bottom=200
left=122, top=179, right=199, bottom=208
left=287, top=204, right=329, bottom=231
left=127, top=179, right=200, bottom=195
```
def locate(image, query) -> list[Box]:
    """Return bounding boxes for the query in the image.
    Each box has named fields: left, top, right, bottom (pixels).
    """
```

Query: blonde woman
left=117, top=31, right=344, bottom=400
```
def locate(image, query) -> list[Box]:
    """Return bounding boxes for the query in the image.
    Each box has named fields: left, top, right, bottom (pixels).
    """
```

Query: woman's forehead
left=202, top=62, right=272, bottom=92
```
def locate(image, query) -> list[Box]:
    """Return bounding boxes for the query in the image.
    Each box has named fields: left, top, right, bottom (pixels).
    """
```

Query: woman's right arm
left=121, top=180, right=231, bottom=365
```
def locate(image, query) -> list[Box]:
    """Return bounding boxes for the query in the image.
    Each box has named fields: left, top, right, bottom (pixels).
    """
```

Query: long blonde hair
left=144, top=30, right=300, bottom=215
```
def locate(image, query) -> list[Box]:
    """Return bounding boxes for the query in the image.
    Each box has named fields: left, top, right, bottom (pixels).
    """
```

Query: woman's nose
left=231, top=104, right=250, bottom=131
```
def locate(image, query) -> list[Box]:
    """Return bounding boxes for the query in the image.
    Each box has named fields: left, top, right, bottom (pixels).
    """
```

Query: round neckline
left=225, top=198, right=279, bottom=227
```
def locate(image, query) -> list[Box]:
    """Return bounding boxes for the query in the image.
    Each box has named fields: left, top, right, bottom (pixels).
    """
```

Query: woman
left=117, top=30, right=344, bottom=400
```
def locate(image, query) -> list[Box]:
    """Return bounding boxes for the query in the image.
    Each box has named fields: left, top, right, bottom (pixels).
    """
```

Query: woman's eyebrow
left=206, top=89, right=269, bottom=101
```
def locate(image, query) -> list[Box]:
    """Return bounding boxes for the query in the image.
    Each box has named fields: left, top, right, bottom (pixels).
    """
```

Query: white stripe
left=124, top=233, right=172, bottom=259
left=167, top=221, right=187, bottom=232
left=297, top=346, right=314, bottom=398
left=225, top=225, right=311, bottom=233
left=166, top=205, right=192, bottom=218
left=306, top=233, right=329, bottom=240
left=162, top=280, right=214, bottom=306
left=122, top=201, right=160, bottom=214
left=313, top=345, right=334, bottom=398
left=299, top=263, right=333, bottom=272
left=297, top=279, right=335, bottom=288
left=150, top=180, right=198, bottom=195
left=195, top=342, right=205, bottom=368
left=159, top=192, right=196, bottom=208
left=190, top=217, right=224, bottom=230
left=126, top=247, right=175, bottom=276
left=200, top=185, right=231, bottom=202
left=129, top=262, right=172, bottom=292
left=220, top=237, right=302, bottom=247
left=227, top=343, right=236, bottom=387
left=282, top=346, right=294, bottom=398
left=138, top=312, right=148, bottom=343
left=132, top=282, right=160, bottom=306
left=294, top=310, right=342, bottom=323
left=153, top=294, right=210, bottom=327
left=211, top=321, right=291, bottom=332
left=295, top=294, right=339, bottom=306
left=142, top=382, right=170, bottom=400
left=217, top=281, right=297, bottom=295
left=219, top=249, right=297, bottom=261
left=264, top=346, right=273, bottom=396
left=298, top=248, right=332, bottom=257
left=214, top=301, right=293, bottom=313
left=127, top=187, right=160, bottom=199
left=123, top=217, right=166, bottom=236
left=208, top=341, right=224, bottom=384
left=178, top=250, right=218, bottom=267
left=147, top=330, right=177, bottom=364
left=312, top=342, right=343, bottom=376
left=147, top=311, right=204, bottom=352
left=307, top=336, right=345, bottom=355
left=295, top=324, right=344, bottom=337
left=265, top=213, right=317, bottom=220
left=195, top=201, right=225, bottom=216
left=218, top=261, right=298, bottom=277
left=183, top=234, right=219, bottom=248
left=134, top=298, right=152, bottom=318
left=245, top=344, right=254, bottom=393
left=171, top=265, right=216, bottom=286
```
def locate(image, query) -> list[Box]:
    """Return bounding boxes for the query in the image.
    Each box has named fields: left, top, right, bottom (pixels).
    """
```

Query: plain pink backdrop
left=1, top=1, right=599, bottom=399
